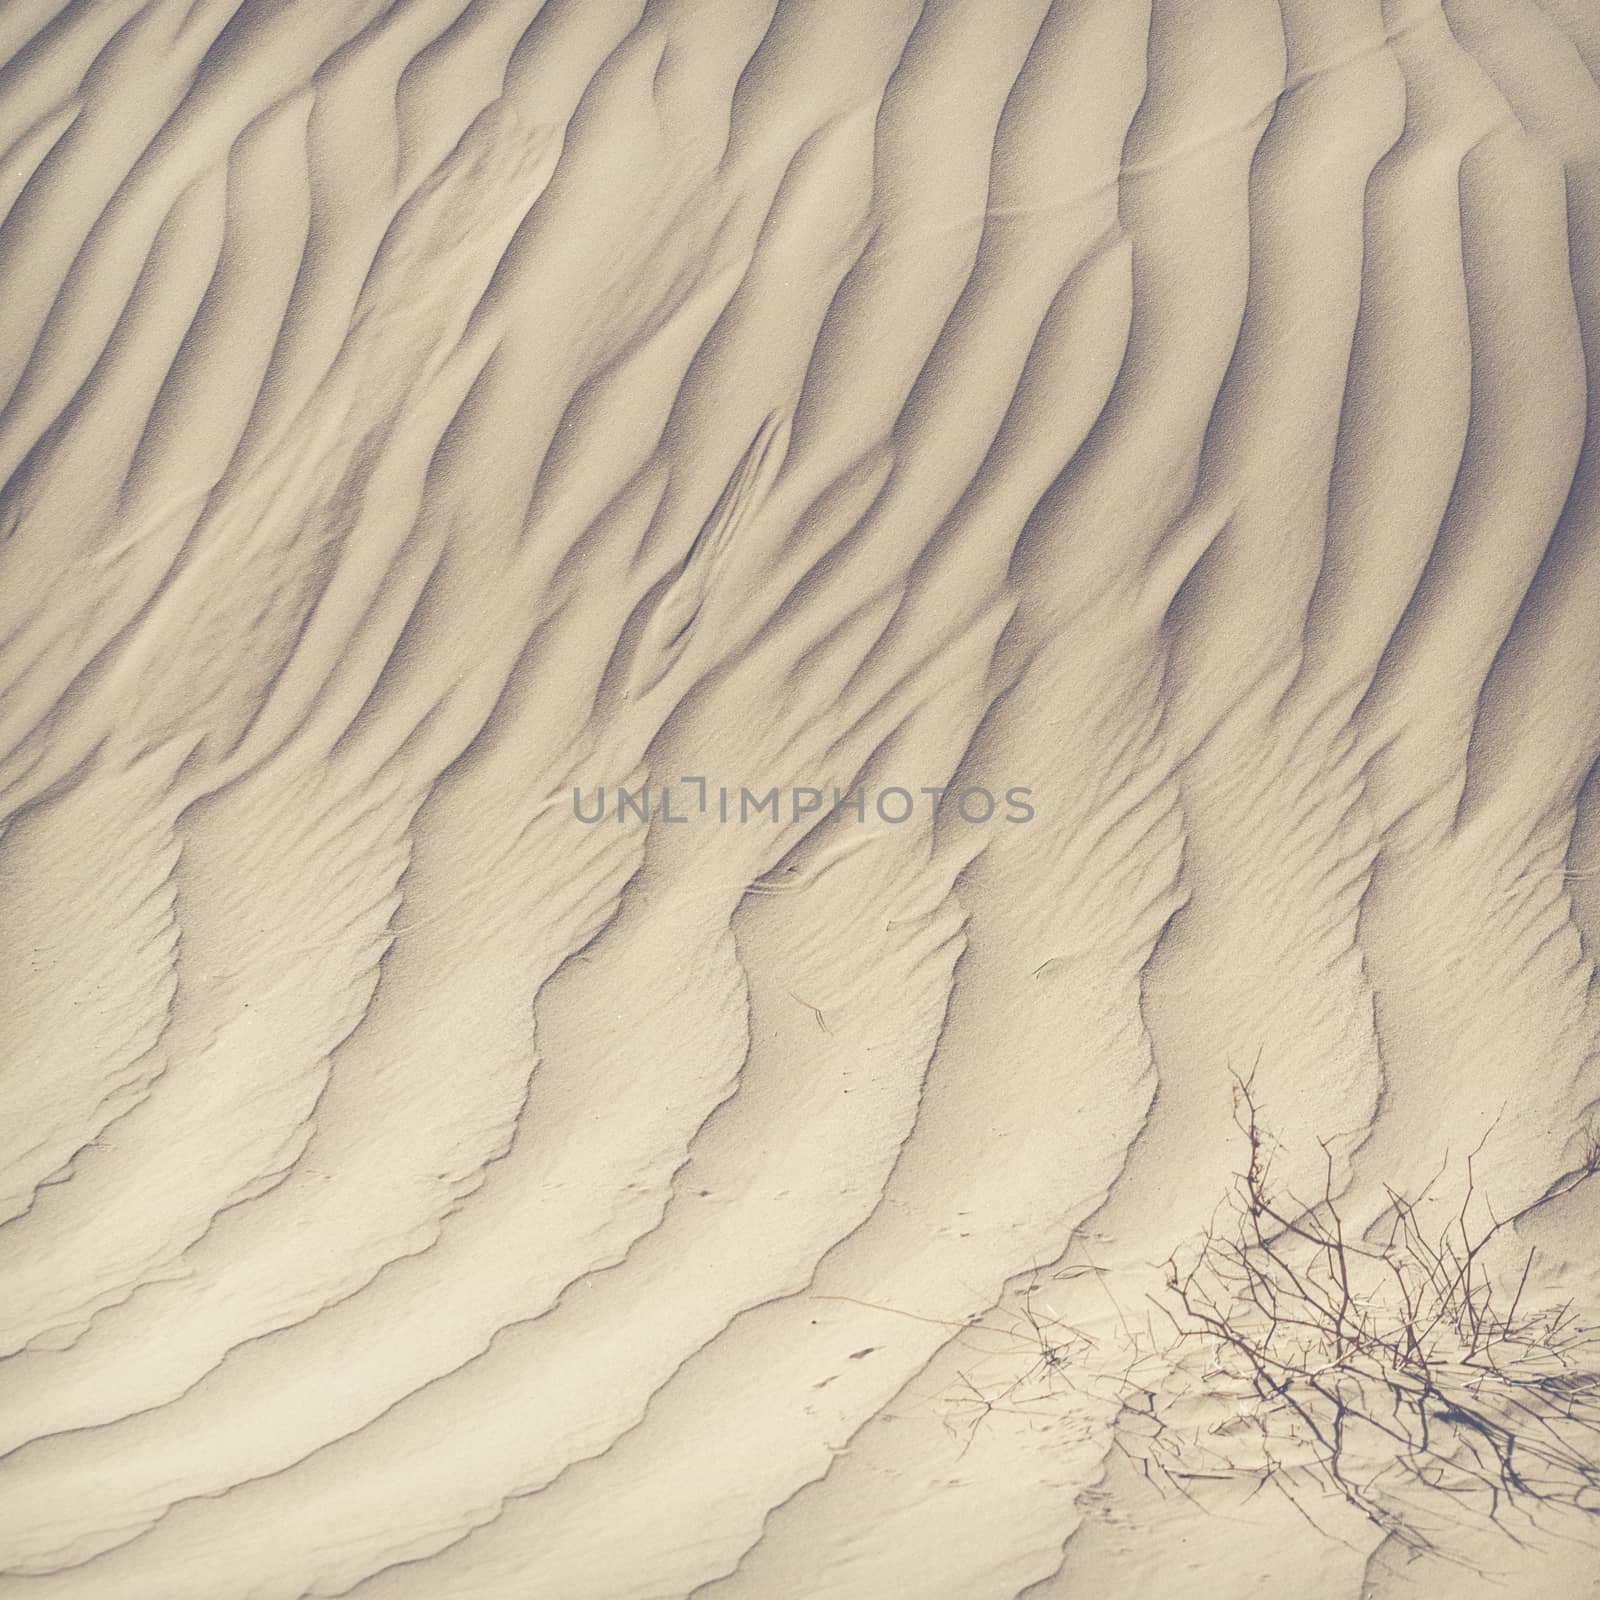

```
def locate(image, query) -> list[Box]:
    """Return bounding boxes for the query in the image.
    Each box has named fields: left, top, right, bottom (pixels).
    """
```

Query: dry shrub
left=1142, top=1074, right=1600, bottom=1552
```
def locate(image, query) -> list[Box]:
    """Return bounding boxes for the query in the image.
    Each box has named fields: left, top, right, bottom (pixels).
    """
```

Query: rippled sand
left=3, top=2, right=1600, bottom=1596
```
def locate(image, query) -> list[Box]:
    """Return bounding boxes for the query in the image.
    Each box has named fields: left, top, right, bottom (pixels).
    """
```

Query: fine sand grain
left=3, top=2, right=1600, bottom=1596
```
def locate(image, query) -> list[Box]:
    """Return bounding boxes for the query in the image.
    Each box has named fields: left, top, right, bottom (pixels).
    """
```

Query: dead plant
left=1146, top=1074, right=1600, bottom=1553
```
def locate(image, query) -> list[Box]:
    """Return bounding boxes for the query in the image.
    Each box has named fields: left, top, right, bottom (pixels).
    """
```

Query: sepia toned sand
left=2, top=1, right=1600, bottom=1596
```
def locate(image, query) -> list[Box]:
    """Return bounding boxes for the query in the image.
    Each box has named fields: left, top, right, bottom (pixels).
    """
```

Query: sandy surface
left=3, top=2, right=1600, bottom=1596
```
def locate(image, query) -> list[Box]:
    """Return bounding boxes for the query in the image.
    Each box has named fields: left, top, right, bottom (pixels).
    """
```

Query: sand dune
left=3, top=1, right=1600, bottom=1595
